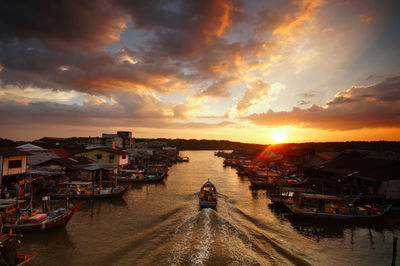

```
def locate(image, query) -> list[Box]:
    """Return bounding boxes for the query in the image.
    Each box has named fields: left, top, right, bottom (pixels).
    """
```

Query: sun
left=272, top=130, right=287, bottom=144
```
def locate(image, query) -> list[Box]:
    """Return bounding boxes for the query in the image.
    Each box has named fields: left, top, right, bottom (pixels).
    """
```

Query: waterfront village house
left=0, top=147, right=32, bottom=185
left=16, top=143, right=59, bottom=167
left=73, top=148, right=129, bottom=168
left=35, top=157, right=96, bottom=180
left=310, top=150, right=400, bottom=199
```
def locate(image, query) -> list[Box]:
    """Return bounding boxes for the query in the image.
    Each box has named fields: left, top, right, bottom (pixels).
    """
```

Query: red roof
left=50, top=148, right=70, bottom=158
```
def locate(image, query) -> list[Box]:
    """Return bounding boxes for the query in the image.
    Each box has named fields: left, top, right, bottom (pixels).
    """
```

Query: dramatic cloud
left=236, top=80, right=271, bottom=112
left=272, top=0, right=322, bottom=42
left=0, top=90, right=230, bottom=130
left=0, top=41, right=190, bottom=95
left=0, top=0, right=129, bottom=50
left=0, top=0, right=399, bottom=141
left=114, top=0, right=242, bottom=56
left=244, top=76, right=400, bottom=130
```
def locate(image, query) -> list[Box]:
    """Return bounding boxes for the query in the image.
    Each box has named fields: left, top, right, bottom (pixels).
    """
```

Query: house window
left=122, top=155, right=126, bottom=159
left=109, top=154, right=115, bottom=161
left=95, top=154, right=102, bottom=159
left=9, top=160, right=22, bottom=169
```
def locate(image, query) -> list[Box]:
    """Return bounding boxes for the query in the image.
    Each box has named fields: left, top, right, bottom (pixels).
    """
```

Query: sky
left=0, top=0, right=399, bottom=144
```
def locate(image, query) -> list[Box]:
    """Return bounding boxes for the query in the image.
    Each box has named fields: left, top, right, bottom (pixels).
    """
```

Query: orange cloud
left=208, top=0, right=237, bottom=37
left=244, top=76, right=400, bottom=130
left=236, top=80, right=271, bottom=112
left=273, top=0, right=323, bottom=41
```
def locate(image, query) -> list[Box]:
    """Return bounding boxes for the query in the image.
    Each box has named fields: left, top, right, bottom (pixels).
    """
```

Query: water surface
left=22, top=151, right=399, bottom=265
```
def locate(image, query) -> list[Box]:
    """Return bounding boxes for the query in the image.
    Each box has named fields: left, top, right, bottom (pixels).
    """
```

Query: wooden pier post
left=392, top=236, right=397, bottom=266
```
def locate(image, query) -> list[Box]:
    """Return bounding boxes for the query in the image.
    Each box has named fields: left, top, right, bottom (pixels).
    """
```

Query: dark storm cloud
left=0, top=0, right=245, bottom=96
left=114, top=0, right=244, bottom=56
left=0, top=0, right=129, bottom=50
left=0, top=40, right=190, bottom=94
left=244, top=76, right=400, bottom=130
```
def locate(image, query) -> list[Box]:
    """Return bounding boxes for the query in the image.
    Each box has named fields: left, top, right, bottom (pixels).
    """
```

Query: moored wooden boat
left=106, top=175, right=165, bottom=183
left=284, top=192, right=392, bottom=221
left=0, top=200, right=80, bottom=232
left=49, top=181, right=130, bottom=199
left=250, top=175, right=309, bottom=189
left=199, top=179, right=217, bottom=208
left=106, top=170, right=167, bottom=183
left=267, top=187, right=316, bottom=205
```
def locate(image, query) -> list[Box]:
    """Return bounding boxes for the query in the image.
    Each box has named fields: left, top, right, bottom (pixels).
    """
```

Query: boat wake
left=168, top=194, right=261, bottom=265
left=167, top=193, right=312, bottom=266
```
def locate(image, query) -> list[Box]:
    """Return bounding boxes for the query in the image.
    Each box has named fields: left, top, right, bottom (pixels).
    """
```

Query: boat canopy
left=60, top=181, right=93, bottom=186
left=298, top=193, right=342, bottom=201
left=0, top=199, right=26, bottom=208
left=200, top=180, right=217, bottom=191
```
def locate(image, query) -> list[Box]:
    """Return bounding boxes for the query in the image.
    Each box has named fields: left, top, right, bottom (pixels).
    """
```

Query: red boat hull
left=3, top=203, right=80, bottom=232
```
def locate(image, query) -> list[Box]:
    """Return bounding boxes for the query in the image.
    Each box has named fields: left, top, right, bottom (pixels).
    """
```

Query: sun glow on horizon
left=272, top=129, right=287, bottom=144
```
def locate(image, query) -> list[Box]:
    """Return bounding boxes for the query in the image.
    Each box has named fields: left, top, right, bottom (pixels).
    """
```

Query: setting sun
left=272, top=130, right=287, bottom=143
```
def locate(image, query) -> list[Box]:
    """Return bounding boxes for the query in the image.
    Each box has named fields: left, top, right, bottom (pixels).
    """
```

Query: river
left=22, top=151, right=399, bottom=265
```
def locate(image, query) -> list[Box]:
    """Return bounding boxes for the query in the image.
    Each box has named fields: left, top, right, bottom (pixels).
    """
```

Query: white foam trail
left=168, top=195, right=198, bottom=265
left=190, top=208, right=213, bottom=266
left=216, top=193, right=261, bottom=265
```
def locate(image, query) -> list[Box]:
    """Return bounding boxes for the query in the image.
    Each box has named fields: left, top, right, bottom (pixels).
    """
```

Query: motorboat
left=199, top=179, right=217, bottom=208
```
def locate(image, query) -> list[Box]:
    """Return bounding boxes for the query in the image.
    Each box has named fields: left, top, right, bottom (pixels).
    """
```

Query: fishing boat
left=267, top=187, right=315, bottom=206
left=0, top=231, right=36, bottom=265
left=49, top=181, right=129, bottom=199
left=106, top=169, right=167, bottom=183
left=199, top=179, right=217, bottom=208
left=250, top=175, right=309, bottom=189
left=0, top=199, right=80, bottom=232
left=284, top=192, right=392, bottom=221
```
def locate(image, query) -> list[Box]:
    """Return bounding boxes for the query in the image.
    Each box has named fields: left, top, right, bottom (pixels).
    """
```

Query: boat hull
left=285, top=204, right=392, bottom=221
left=3, top=203, right=80, bottom=232
left=16, top=252, right=36, bottom=265
left=106, top=175, right=165, bottom=183
left=250, top=177, right=310, bottom=189
left=50, top=185, right=130, bottom=199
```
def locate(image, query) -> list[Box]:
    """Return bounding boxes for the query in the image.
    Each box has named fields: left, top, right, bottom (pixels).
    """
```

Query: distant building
left=133, top=142, right=149, bottom=149
left=73, top=137, right=104, bottom=146
left=117, top=131, right=134, bottom=149
left=37, top=137, right=67, bottom=147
